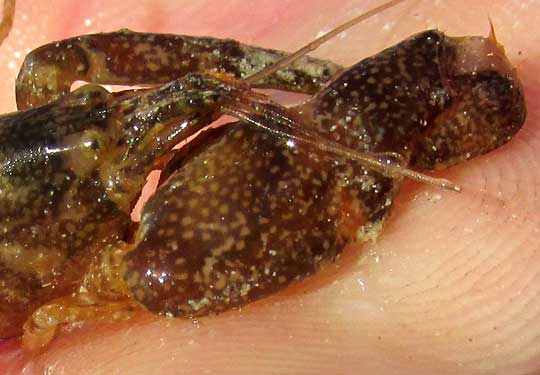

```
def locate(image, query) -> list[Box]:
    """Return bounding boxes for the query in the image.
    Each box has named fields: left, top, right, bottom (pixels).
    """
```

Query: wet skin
left=0, top=0, right=536, bottom=375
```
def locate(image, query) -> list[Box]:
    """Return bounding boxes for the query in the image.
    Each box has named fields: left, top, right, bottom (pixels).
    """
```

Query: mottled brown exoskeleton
left=0, top=0, right=525, bottom=350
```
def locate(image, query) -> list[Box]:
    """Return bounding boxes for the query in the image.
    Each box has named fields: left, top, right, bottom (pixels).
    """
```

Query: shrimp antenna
left=226, top=102, right=461, bottom=193
left=244, top=0, right=407, bottom=85
left=0, top=0, right=15, bottom=46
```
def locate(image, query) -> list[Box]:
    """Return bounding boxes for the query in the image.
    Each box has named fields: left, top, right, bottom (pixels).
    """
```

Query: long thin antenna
left=244, top=0, right=407, bottom=85
left=226, top=102, right=461, bottom=193
left=0, top=0, right=15, bottom=46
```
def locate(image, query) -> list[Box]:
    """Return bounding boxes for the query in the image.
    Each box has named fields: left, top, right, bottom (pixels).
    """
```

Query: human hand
left=1, top=1, right=538, bottom=374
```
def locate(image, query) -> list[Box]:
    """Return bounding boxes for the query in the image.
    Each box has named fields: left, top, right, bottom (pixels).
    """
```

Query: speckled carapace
left=0, top=0, right=526, bottom=351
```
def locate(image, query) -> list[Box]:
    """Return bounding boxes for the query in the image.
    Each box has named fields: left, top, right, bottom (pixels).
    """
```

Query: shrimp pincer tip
left=487, top=16, right=498, bottom=44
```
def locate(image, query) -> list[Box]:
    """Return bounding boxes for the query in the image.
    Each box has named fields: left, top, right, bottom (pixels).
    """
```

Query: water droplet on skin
left=357, top=278, right=366, bottom=291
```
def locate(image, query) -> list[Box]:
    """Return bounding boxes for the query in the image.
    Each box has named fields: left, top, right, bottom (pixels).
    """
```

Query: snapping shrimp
left=0, top=0, right=525, bottom=351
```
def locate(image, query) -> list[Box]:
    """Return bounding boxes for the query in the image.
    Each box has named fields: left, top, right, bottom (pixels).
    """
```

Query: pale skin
left=0, top=0, right=539, bottom=374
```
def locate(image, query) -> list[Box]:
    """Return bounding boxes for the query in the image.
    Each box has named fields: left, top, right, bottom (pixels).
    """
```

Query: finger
left=1, top=1, right=538, bottom=375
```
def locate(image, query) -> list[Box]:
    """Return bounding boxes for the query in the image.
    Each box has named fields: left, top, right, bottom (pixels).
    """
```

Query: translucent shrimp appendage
left=244, top=0, right=407, bottom=85
left=22, top=297, right=138, bottom=352
left=0, top=0, right=15, bottom=46
left=226, top=100, right=462, bottom=193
